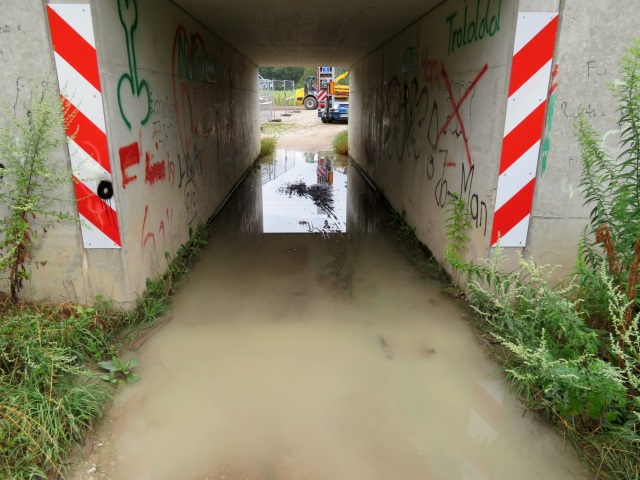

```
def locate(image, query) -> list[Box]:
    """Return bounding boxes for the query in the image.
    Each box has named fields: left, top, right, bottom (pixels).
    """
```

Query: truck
left=295, top=67, right=349, bottom=111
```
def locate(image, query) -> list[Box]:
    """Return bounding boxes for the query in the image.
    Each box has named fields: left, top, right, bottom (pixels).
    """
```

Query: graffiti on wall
left=368, top=44, right=491, bottom=237
left=117, top=0, right=151, bottom=130
left=540, top=64, right=559, bottom=176
left=445, top=0, right=503, bottom=55
left=114, top=0, right=238, bottom=255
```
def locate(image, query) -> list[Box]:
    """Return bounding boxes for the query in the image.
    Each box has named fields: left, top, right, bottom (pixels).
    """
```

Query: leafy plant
left=0, top=77, right=75, bottom=302
left=98, top=356, right=139, bottom=385
left=444, top=193, right=471, bottom=274
left=438, top=40, right=640, bottom=476
left=575, top=39, right=640, bottom=329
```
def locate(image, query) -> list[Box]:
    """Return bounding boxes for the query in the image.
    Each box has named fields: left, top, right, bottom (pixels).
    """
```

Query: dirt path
left=262, top=108, right=347, bottom=151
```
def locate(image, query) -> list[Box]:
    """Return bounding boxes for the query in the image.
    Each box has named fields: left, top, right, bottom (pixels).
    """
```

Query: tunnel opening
left=3, top=0, right=636, bottom=478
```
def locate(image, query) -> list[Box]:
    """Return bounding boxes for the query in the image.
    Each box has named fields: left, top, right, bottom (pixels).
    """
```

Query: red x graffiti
left=437, top=64, right=488, bottom=167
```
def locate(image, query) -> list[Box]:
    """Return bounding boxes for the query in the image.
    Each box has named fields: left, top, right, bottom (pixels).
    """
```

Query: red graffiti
left=145, top=151, right=166, bottom=185
left=420, top=49, right=444, bottom=89
left=119, top=142, right=140, bottom=188
left=168, top=160, right=176, bottom=187
left=141, top=205, right=155, bottom=249
left=438, top=64, right=488, bottom=166
left=119, top=141, right=168, bottom=188
left=549, top=64, right=559, bottom=95
left=141, top=205, right=174, bottom=250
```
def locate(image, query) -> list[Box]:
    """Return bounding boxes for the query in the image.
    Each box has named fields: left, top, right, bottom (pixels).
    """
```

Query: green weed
left=0, top=306, right=112, bottom=479
left=0, top=222, right=211, bottom=478
left=0, top=77, right=75, bottom=303
left=333, top=130, right=348, bottom=155
left=99, top=356, right=139, bottom=385
left=259, top=136, right=276, bottom=158
left=575, top=39, right=640, bottom=329
left=437, top=42, right=640, bottom=476
left=389, top=210, right=417, bottom=244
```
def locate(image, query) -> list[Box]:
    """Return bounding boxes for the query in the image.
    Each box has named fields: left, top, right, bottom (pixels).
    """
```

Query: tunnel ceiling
left=171, top=0, right=444, bottom=66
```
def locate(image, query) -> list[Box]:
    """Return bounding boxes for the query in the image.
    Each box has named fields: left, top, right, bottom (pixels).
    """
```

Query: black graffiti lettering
left=426, top=154, right=435, bottom=180
left=460, top=162, right=474, bottom=203
left=383, top=76, right=430, bottom=162
left=469, top=193, right=488, bottom=236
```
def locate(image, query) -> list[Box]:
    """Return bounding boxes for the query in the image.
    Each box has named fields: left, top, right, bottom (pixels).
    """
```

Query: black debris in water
left=279, top=181, right=336, bottom=219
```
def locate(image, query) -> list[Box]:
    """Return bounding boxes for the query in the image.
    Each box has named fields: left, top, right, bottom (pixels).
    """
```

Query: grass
left=0, top=224, right=210, bottom=479
left=259, top=137, right=276, bottom=158
left=333, top=129, right=348, bottom=155
left=260, top=121, right=297, bottom=136
left=0, top=303, right=118, bottom=479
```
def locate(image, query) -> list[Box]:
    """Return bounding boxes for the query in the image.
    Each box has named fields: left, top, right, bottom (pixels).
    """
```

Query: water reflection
left=72, top=162, right=588, bottom=480
left=261, top=150, right=348, bottom=233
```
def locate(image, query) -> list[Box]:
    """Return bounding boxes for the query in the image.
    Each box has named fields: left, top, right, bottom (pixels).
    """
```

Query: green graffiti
left=173, top=28, right=219, bottom=83
left=540, top=93, right=556, bottom=176
left=446, top=0, right=503, bottom=55
left=401, top=46, right=415, bottom=73
left=117, top=0, right=151, bottom=130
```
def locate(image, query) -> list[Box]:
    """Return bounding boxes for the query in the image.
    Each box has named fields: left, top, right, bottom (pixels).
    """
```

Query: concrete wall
left=0, top=2, right=88, bottom=301
left=350, top=0, right=515, bottom=267
left=350, top=0, right=639, bottom=278
left=94, top=0, right=259, bottom=302
left=0, top=0, right=259, bottom=303
left=526, top=0, right=637, bottom=270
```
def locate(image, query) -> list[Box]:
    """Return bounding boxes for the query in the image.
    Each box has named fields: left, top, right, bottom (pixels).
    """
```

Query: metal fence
left=259, top=76, right=297, bottom=123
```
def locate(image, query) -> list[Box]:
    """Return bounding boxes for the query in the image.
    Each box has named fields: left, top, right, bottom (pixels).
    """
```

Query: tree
left=258, top=67, right=304, bottom=82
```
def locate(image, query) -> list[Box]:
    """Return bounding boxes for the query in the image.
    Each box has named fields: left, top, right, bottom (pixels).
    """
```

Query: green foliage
left=332, top=130, right=348, bottom=155
left=389, top=210, right=417, bottom=244
left=575, top=39, right=640, bottom=325
left=461, top=249, right=640, bottom=478
left=259, top=66, right=305, bottom=82
left=99, top=356, right=139, bottom=385
left=0, top=192, right=210, bottom=477
left=127, top=224, right=208, bottom=326
left=0, top=77, right=74, bottom=302
left=440, top=39, right=640, bottom=474
left=261, top=90, right=297, bottom=107
left=260, top=137, right=277, bottom=158
left=0, top=305, right=114, bottom=479
left=444, top=193, right=471, bottom=272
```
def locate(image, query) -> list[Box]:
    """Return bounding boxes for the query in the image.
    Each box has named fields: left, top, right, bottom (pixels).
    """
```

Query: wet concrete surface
left=70, top=152, right=587, bottom=480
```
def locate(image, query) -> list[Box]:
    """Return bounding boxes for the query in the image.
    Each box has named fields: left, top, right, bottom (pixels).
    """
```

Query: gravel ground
left=261, top=107, right=347, bottom=152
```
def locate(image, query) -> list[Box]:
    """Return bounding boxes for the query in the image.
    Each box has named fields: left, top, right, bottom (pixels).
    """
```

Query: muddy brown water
left=70, top=151, right=587, bottom=480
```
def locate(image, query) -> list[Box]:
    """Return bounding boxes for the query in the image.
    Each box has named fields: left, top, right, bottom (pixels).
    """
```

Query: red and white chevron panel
left=47, top=4, right=121, bottom=249
left=491, top=12, right=559, bottom=247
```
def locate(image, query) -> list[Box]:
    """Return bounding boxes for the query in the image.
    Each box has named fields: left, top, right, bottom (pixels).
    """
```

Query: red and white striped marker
left=491, top=12, right=559, bottom=247
left=317, top=89, right=327, bottom=108
left=47, top=4, right=121, bottom=248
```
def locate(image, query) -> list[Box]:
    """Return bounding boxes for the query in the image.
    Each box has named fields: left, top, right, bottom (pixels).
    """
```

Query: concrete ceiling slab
left=170, top=0, right=444, bottom=66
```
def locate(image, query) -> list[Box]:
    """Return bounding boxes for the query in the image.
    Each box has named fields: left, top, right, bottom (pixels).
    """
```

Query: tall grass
left=333, top=130, right=348, bottom=155
left=259, top=137, right=276, bottom=158
left=0, top=224, right=211, bottom=478
left=0, top=306, right=114, bottom=479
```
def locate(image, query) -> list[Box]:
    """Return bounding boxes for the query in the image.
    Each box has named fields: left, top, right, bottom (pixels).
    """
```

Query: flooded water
left=81, top=151, right=587, bottom=480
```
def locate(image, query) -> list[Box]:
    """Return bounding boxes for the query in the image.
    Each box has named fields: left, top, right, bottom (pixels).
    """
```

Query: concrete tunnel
left=0, top=0, right=634, bottom=303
